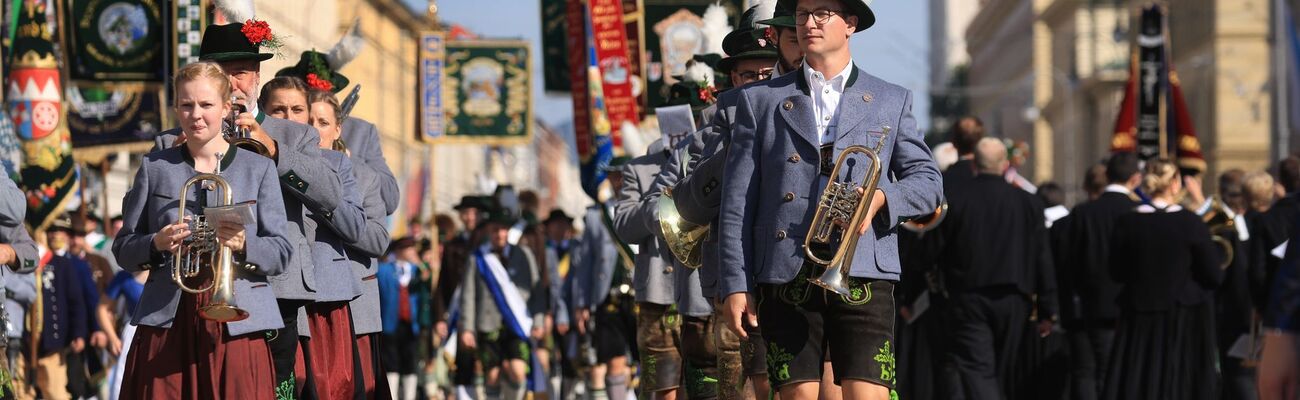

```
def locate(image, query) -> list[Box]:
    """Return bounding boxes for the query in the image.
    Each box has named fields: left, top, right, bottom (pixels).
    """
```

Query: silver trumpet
left=805, top=128, right=889, bottom=296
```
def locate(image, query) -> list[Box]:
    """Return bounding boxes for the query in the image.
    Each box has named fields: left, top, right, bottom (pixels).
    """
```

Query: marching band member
left=273, top=29, right=401, bottom=216
left=302, top=89, right=369, bottom=399
left=0, top=173, right=36, bottom=397
left=1104, top=159, right=1223, bottom=400
left=933, top=138, right=1056, bottom=398
left=115, top=61, right=292, bottom=399
left=458, top=207, right=544, bottom=400
left=571, top=157, right=638, bottom=400
left=1051, top=153, right=1137, bottom=400
left=153, top=22, right=346, bottom=397
left=718, top=1, right=943, bottom=400
left=612, top=138, right=689, bottom=400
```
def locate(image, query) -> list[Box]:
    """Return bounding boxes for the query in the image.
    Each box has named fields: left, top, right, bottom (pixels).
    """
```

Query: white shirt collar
left=1104, top=184, right=1131, bottom=195
left=803, top=59, right=854, bottom=92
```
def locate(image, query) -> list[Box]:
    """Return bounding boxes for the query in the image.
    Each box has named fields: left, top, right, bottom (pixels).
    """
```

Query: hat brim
left=772, top=0, right=875, bottom=32
left=276, top=67, right=351, bottom=93
left=717, top=49, right=780, bottom=73
left=758, top=16, right=797, bottom=28
left=201, top=52, right=275, bottom=62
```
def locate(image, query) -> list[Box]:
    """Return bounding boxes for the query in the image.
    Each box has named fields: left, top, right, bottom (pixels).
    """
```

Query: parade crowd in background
left=3, top=0, right=1300, bottom=399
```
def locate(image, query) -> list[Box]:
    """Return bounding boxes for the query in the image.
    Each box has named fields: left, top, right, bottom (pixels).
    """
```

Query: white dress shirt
left=804, top=60, right=855, bottom=145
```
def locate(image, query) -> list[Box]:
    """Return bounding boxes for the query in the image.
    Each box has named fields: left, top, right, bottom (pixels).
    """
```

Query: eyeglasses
left=794, top=9, right=843, bottom=25
left=737, top=68, right=775, bottom=82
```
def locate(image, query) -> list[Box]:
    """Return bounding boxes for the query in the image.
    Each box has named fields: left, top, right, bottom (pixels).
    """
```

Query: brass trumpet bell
left=902, top=203, right=948, bottom=233
left=1202, top=197, right=1236, bottom=270
left=658, top=187, right=709, bottom=269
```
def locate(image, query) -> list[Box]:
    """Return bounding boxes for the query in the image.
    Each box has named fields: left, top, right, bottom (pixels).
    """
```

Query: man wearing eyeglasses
left=717, top=0, right=943, bottom=399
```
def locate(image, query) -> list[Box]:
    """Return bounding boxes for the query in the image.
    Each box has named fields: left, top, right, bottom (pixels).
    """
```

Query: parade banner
left=589, top=0, right=638, bottom=148
left=440, top=40, right=533, bottom=144
left=623, top=0, right=648, bottom=114
left=1111, top=4, right=1204, bottom=172
left=643, top=0, right=741, bottom=111
left=566, top=0, right=592, bottom=158
left=64, top=83, right=163, bottom=158
left=7, top=0, right=78, bottom=230
left=60, top=0, right=164, bottom=81
left=579, top=1, right=616, bottom=201
left=170, top=0, right=206, bottom=71
left=541, top=0, right=571, bottom=92
left=419, top=31, right=446, bottom=143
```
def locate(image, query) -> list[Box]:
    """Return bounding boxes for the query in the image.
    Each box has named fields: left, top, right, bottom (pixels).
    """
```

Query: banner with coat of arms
left=439, top=40, right=533, bottom=145
left=7, top=0, right=78, bottom=231
left=59, top=0, right=164, bottom=81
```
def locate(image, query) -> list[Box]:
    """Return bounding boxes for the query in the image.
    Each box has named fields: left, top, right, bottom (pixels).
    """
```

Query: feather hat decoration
left=700, top=3, right=731, bottom=56
left=326, top=19, right=366, bottom=70
left=213, top=0, right=255, bottom=24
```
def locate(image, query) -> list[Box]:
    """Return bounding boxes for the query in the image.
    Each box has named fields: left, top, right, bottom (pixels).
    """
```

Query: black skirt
left=1103, top=302, right=1219, bottom=400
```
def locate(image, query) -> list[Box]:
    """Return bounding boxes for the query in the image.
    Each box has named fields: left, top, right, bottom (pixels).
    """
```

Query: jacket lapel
left=836, top=66, right=875, bottom=142
left=778, top=94, right=819, bottom=148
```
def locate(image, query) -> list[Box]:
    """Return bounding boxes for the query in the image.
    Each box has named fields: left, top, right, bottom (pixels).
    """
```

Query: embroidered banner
left=589, top=0, right=638, bottom=148
left=440, top=40, right=532, bottom=144
left=418, top=31, right=446, bottom=142
left=7, top=0, right=78, bottom=231
left=64, top=82, right=163, bottom=160
left=60, top=0, right=164, bottom=81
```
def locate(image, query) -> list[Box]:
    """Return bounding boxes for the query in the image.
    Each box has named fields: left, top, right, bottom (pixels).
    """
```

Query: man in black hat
left=717, top=0, right=943, bottom=399
left=154, top=20, right=347, bottom=396
left=28, top=215, right=91, bottom=400
left=571, top=156, right=639, bottom=400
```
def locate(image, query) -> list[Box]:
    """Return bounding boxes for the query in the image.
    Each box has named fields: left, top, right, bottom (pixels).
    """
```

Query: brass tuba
left=224, top=98, right=271, bottom=156
left=902, top=202, right=948, bottom=233
left=805, top=128, right=889, bottom=296
left=1201, top=197, right=1236, bottom=270
left=173, top=155, right=250, bottom=322
left=658, top=186, right=709, bottom=269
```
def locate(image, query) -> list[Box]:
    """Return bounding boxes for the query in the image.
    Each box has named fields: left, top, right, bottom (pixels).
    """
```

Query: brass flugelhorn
left=173, top=154, right=249, bottom=322
left=805, top=128, right=889, bottom=296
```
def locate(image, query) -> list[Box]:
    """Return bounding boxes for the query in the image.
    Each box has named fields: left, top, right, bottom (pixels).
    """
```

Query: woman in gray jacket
left=113, top=61, right=292, bottom=399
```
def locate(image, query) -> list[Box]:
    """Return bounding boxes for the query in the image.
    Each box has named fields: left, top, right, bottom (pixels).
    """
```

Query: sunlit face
left=309, top=101, right=340, bottom=148
left=219, top=59, right=261, bottom=108
left=796, top=0, right=856, bottom=57
left=265, top=89, right=308, bottom=124
left=174, top=77, right=232, bottom=144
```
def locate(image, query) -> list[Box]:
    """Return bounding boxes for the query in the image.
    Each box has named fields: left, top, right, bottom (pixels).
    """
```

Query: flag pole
left=1276, top=0, right=1290, bottom=162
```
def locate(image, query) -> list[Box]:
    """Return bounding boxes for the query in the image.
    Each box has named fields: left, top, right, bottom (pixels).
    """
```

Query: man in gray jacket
left=458, top=207, right=543, bottom=400
left=718, top=0, right=943, bottom=398
left=0, top=172, right=36, bottom=389
left=570, top=157, right=638, bottom=400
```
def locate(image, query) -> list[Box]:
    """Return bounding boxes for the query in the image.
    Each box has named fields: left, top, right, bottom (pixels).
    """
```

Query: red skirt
left=119, top=285, right=275, bottom=399
left=306, top=301, right=356, bottom=399
left=356, top=333, right=391, bottom=399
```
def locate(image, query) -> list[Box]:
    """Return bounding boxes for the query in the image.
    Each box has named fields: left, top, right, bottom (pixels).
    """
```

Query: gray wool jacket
left=114, top=147, right=293, bottom=336
left=345, top=159, right=391, bottom=335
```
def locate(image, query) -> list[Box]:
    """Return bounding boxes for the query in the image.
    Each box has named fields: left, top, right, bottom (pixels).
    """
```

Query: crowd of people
left=2, top=0, right=1300, bottom=399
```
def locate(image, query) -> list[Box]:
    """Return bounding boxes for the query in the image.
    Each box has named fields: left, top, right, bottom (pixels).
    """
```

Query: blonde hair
left=1141, top=159, right=1180, bottom=196
left=173, top=61, right=232, bottom=102
left=1244, top=170, right=1276, bottom=210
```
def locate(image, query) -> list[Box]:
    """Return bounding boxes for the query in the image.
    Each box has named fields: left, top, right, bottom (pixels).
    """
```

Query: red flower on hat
left=306, top=73, right=334, bottom=92
left=241, top=20, right=274, bottom=45
left=698, top=86, right=717, bottom=103
left=763, top=27, right=778, bottom=48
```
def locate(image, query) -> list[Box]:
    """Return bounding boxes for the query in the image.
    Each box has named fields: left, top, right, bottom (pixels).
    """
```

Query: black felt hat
left=774, top=0, right=875, bottom=32
left=758, top=1, right=797, bottom=28
left=276, top=51, right=350, bottom=93
left=453, top=195, right=490, bottom=211
left=199, top=23, right=276, bottom=62
left=543, top=209, right=574, bottom=225
left=718, top=5, right=780, bottom=74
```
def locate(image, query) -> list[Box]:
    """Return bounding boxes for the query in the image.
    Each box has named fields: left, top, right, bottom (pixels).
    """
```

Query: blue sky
left=431, top=0, right=930, bottom=137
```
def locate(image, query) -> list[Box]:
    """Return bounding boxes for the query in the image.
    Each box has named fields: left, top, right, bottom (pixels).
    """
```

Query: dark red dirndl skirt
left=119, top=280, right=275, bottom=400
left=306, top=301, right=357, bottom=399
left=355, top=333, right=391, bottom=399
